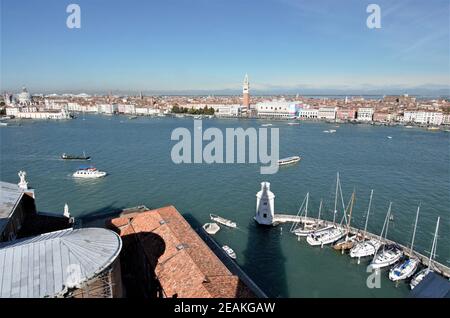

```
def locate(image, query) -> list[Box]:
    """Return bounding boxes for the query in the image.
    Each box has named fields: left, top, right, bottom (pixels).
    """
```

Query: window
left=263, top=213, right=267, bottom=218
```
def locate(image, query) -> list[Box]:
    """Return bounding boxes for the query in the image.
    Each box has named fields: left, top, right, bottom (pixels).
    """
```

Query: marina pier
left=272, top=213, right=450, bottom=279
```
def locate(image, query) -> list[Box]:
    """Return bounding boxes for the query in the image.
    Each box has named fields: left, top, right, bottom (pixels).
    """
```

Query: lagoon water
left=1, top=115, right=449, bottom=297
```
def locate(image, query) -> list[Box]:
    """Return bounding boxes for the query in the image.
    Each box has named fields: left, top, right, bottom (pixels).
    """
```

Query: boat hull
left=389, top=258, right=419, bottom=281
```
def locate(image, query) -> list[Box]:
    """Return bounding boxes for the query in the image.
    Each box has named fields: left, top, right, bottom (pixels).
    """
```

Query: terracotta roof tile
left=108, top=205, right=255, bottom=298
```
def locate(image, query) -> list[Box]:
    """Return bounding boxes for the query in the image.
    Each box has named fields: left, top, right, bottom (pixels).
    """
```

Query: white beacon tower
left=255, top=182, right=275, bottom=225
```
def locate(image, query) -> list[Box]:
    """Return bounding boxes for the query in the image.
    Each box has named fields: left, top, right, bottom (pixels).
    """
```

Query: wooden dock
left=273, top=213, right=450, bottom=279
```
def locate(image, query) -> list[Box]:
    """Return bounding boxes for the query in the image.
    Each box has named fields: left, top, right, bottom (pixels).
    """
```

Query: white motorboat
left=370, top=244, right=403, bottom=269
left=203, top=222, right=220, bottom=235
left=222, top=245, right=236, bottom=259
left=329, top=129, right=336, bottom=133
left=410, top=216, right=440, bottom=289
left=278, top=156, right=301, bottom=166
left=0, top=122, right=7, bottom=127
left=261, top=123, right=273, bottom=127
left=287, top=122, right=300, bottom=126
left=210, top=214, right=237, bottom=228
left=72, top=166, right=107, bottom=178
left=389, top=205, right=421, bottom=281
left=350, top=239, right=382, bottom=258
left=387, top=136, right=393, bottom=139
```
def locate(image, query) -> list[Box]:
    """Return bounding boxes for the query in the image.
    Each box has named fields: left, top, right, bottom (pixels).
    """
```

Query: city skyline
left=1, top=0, right=449, bottom=95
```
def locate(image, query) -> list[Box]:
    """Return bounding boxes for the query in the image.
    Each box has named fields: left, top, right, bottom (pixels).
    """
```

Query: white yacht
left=349, top=190, right=382, bottom=259
left=306, top=225, right=345, bottom=246
left=222, top=245, right=236, bottom=259
left=210, top=214, right=237, bottom=228
left=73, top=166, right=107, bottom=178
left=410, top=216, right=440, bottom=289
left=389, top=205, right=421, bottom=281
left=278, top=156, right=301, bottom=166
left=370, top=244, right=403, bottom=269
left=350, top=239, right=382, bottom=258
left=291, top=195, right=328, bottom=237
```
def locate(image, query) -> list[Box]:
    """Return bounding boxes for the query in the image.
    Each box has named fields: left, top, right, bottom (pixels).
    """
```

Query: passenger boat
left=128, top=116, right=138, bottom=120
left=203, top=222, right=220, bottom=235
left=389, top=205, right=421, bottom=281
left=72, top=166, right=107, bottom=178
left=278, top=156, right=301, bottom=166
left=370, top=203, right=403, bottom=269
left=61, top=151, right=91, bottom=161
left=410, top=216, right=440, bottom=289
left=210, top=214, right=237, bottom=228
left=222, top=245, right=236, bottom=259
left=287, top=122, right=300, bottom=126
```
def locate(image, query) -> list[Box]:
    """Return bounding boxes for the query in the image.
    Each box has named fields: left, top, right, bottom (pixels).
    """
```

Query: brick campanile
left=243, top=73, right=250, bottom=109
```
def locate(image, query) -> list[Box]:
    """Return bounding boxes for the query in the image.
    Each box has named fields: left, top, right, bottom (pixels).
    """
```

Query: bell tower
left=243, top=73, right=250, bottom=110
left=255, top=182, right=275, bottom=225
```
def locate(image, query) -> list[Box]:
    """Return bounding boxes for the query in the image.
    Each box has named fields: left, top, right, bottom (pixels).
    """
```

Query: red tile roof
left=107, top=205, right=254, bottom=298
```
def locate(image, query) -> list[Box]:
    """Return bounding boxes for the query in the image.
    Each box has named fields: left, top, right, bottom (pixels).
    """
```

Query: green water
left=1, top=115, right=449, bottom=297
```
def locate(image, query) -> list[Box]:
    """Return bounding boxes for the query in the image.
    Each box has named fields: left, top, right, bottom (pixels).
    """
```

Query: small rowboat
left=222, top=245, right=236, bottom=259
left=210, top=214, right=237, bottom=228
left=203, top=222, right=220, bottom=235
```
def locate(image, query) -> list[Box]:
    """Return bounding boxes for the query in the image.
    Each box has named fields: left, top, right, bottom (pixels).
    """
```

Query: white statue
left=18, top=170, right=28, bottom=190
left=63, top=203, right=71, bottom=218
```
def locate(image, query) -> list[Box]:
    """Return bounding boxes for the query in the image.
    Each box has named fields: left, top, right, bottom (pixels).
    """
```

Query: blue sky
left=1, top=0, right=449, bottom=94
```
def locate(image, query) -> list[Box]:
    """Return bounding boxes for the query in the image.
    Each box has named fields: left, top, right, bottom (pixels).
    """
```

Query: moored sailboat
left=410, top=216, right=440, bottom=289
left=370, top=203, right=403, bottom=269
left=389, top=205, right=421, bottom=281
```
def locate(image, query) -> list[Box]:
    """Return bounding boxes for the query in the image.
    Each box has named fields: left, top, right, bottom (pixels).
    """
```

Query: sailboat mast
left=305, top=192, right=309, bottom=219
left=384, top=202, right=392, bottom=242
left=409, top=205, right=420, bottom=255
left=333, top=172, right=339, bottom=224
left=363, top=190, right=374, bottom=241
left=318, top=199, right=322, bottom=221
left=347, top=191, right=355, bottom=232
left=428, top=216, right=440, bottom=269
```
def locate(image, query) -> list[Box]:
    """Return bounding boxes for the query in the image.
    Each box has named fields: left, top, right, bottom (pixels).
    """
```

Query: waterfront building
left=373, top=111, right=394, bottom=122
left=16, top=87, right=31, bottom=105
left=317, top=107, right=337, bottom=121
left=357, top=107, right=374, bottom=121
left=242, top=74, right=250, bottom=110
left=255, top=182, right=275, bottom=226
left=97, top=103, right=118, bottom=114
left=403, top=111, right=444, bottom=126
left=117, top=103, right=136, bottom=114
left=211, top=104, right=243, bottom=117
left=336, top=108, right=356, bottom=121
left=107, top=205, right=258, bottom=298
left=0, top=172, right=73, bottom=242
left=0, top=228, right=123, bottom=298
left=443, top=114, right=450, bottom=126
left=255, top=100, right=300, bottom=118
left=5, top=107, right=71, bottom=119
left=298, top=107, right=318, bottom=119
